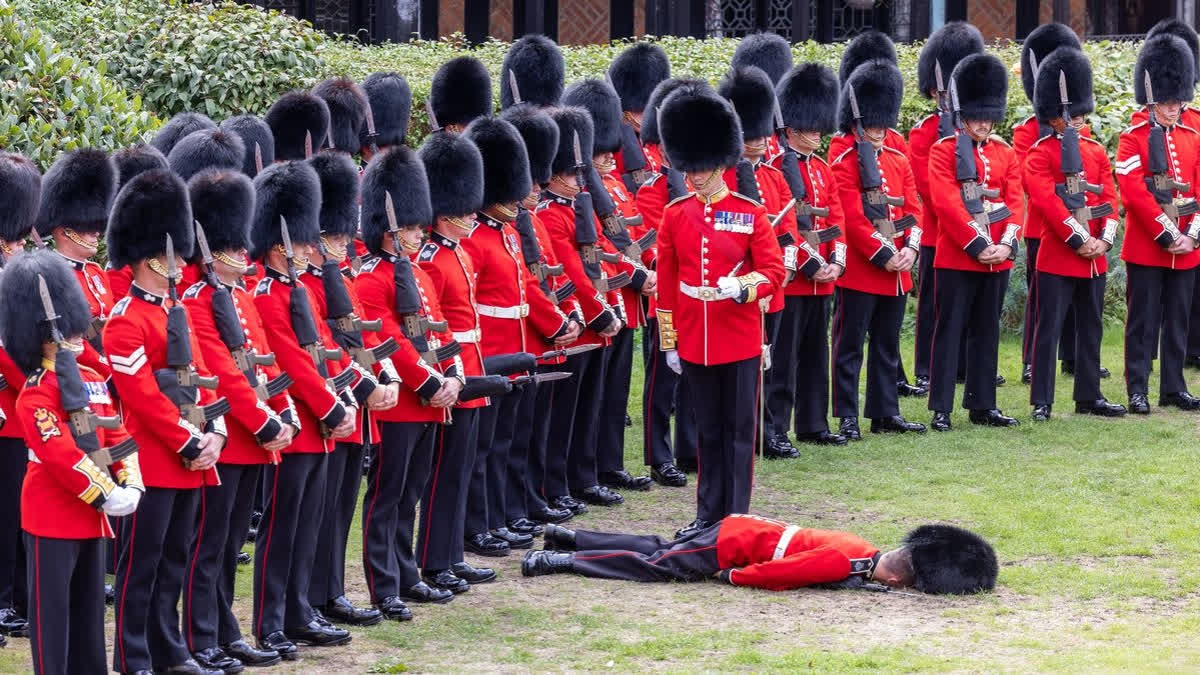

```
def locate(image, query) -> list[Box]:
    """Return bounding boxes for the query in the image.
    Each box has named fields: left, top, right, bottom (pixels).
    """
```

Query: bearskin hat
left=501, top=35, right=565, bottom=109
left=265, top=92, right=332, bottom=161
left=918, top=21, right=985, bottom=99
left=361, top=71, right=413, bottom=148
left=1033, top=47, right=1093, bottom=124
left=150, top=112, right=217, bottom=156
left=501, top=104, right=560, bottom=187
left=418, top=132, right=484, bottom=218
left=106, top=169, right=194, bottom=268
left=1148, top=18, right=1200, bottom=86
left=951, top=53, right=1008, bottom=122
left=220, top=115, right=275, bottom=178
left=0, top=152, right=42, bottom=243
left=1135, top=34, right=1195, bottom=105
left=309, top=152, right=361, bottom=237
left=549, top=106, right=594, bottom=177
left=718, top=66, right=777, bottom=140
left=34, top=149, right=118, bottom=237
left=0, top=250, right=92, bottom=375
left=608, top=42, right=670, bottom=113
left=188, top=169, right=254, bottom=255
left=640, top=78, right=714, bottom=146
left=430, top=57, right=494, bottom=129
left=312, top=77, right=371, bottom=154
left=731, top=33, right=794, bottom=85
left=464, top=117, right=532, bottom=207
left=777, top=63, right=838, bottom=134
left=167, top=128, right=246, bottom=181
left=659, top=88, right=742, bottom=174
left=838, top=60, right=904, bottom=133
left=112, top=144, right=168, bottom=190
left=839, top=31, right=897, bottom=84
left=562, top=79, right=623, bottom=154
left=1020, top=23, right=1081, bottom=101
left=360, top=147, right=432, bottom=255
left=903, top=524, right=998, bottom=595
left=249, top=161, right=322, bottom=260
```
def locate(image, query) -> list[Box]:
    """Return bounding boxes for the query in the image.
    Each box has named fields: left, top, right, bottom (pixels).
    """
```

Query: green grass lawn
left=4, top=331, right=1200, bottom=672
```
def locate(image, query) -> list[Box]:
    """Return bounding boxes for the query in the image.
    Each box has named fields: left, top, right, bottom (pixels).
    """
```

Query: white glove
left=716, top=276, right=741, bottom=300
left=666, top=350, right=682, bottom=375
left=102, top=486, right=141, bottom=517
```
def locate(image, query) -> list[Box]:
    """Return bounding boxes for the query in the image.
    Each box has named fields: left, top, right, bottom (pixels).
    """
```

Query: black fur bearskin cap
left=641, top=78, right=714, bottom=146
left=659, top=87, right=742, bottom=173
left=548, top=106, right=594, bottom=177
left=309, top=152, right=361, bottom=237
left=1033, top=47, right=1094, bottom=124
left=562, top=78, right=624, bottom=154
left=918, top=21, right=985, bottom=98
left=312, top=77, right=371, bottom=154
left=0, top=250, right=92, bottom=375
left=501, top=104, right=560, bottom=187
left=952, top=53, right=1009, bottom=122
left=361, top=71, right=413, bottom=148
left=220, top=115, right=275, bottom=178
left=837, top=59, right=905, bottom=133
left=150, top=112, right=217, bottom=156
left=360, top=146, right=432, bottom=255
left=731, top=32, right=794, bottom=85
left=839, top=30, right=897, bottom=85
left=0, top=152, right=42, bottom=243
left=431, top=57, right=494, bottom=129
left=249, top=160, right=322, bottom=260
left=34, top=148, right=118, bottom=237
left=1134, top=34, right=1196, bottom=105
left=1148, top=18, right=1200, bottom=86
left=501, top=34, right=565, bottom=109
left=418, top=132, right=485, bottom=218
left=1020, top=23, right=1081, bottom=101
left=112, top=144, right=168, bottom=191
left=167, top=128, right=246, bottom=181
left=265, top=91, right=332, bottom=161
left=903, top=524, right=998, bottom=595
left=188, top=169, right=254, bottom=256
left=106, top=168, right=194, bottom=268
left=777, top=63, right=838, bottom=134
left=719, top=66, right=777, bottom=140
left=608, top=42, right=671, bottom=113
left=464, top=117, right=532, bottom=207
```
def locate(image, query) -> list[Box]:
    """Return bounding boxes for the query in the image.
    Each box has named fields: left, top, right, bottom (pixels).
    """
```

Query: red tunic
left=928, top=135, right=1024, bottom=273
left=537, top=195, right=620, bottom=348
left=768, top=152, right=846, bottom=297
left=832, top=144, right=923, bottom=296
left=1012, top=116, right=1094, bottom=240
left=1024, top=134, right=1119, bottom=279
left=0, top=349, right=25, bottom=439
left=102, top=287, right=221, bottom=489
left=528, top=211, right=578, bottom=366
left=19, top=364, right=142, bottom=539
left=907, top=113, right=944, bottom=247
left=716, top=514, right=880, bottom=591
left=827, top=128, right=909, bottom=163
left=1116, top=120, right=1200, bottom=270
left=722, top=162, right=797, bottom=313
left=415, top=232, right=487, bottom=409
left=656, top=191, right=785, bottom=365
left=601, top=172, right=650, bottom=328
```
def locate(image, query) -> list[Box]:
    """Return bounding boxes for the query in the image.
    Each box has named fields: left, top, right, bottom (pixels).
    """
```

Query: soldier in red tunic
left=1025, top=48, right=1124, bottom=422
left=655, top=85, right=785, bottom=538
left=1117, top=35, right=1200, bottom=414
left=925, top=54, right=1024, bottom=432
left=730, top=33, right=793, bottom=160
left=607, top=42, right=671, bottom=191
left=2, top=251, right=143, bottom=675
left=523, top=519, right=997, bottom=598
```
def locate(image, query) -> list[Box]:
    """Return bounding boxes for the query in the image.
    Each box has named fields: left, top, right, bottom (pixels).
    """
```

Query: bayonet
left=537, top=343, right=601, bottom=361
left=1058, top=70, right=1071, bottom=120
left=848, top=86, right=862, bottom=127
left=426, top=97, right=441, bottom=133
left=304, top=130, right=314, bottom=160
left=509, top=70, right=523, bottom=105
left=29, top=229, right=46, bottom=249
left=934, top=60, right=946, bottom=106
left=364, top=103, right=379, bottom=155
left=254, top=142, right=264, bottom=175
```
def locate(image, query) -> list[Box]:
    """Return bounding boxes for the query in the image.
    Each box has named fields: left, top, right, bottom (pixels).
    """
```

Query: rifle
left=316, top=239, right=399, bottom=369
left=948, top=78, right=1015, bottom=249
left=153, top=234, right=232, bottom=432
left=509, top=370, right=573, bottom=389
left=772, top=105, right=841, bottom=278
left=514, top=208, right=574, bottom=304
left=848, top=86, right=917, bottom=239
left=38, top=274, right=138, bottom=467
left=1143, top=71, right=1200, bottom=243
left=458, top=374, right=513, bottom=402
left=1026, top=53, right=1055, bottom=140
left=1054, top=70, right=1115, bottom=244
left=584, top=164, right=656, bottom=264
left=194, top=221, right=292, bottom=401
left=618, top=122, right=653, bottom=195
left=483, top=352, right=538, bottom=377
left=933, top=60, right=955, bottom=139
left=571, top=131, right=629, bottom=293
left=536, top=342, right=602, bottom=361
left=665, top=166, right=689, bottom=201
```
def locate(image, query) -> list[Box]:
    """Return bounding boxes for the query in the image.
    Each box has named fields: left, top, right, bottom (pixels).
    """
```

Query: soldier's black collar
left=306, top=262, right=324, bottom=277
left=55, top=251, right=90, bottom=271
left=477, top=213, right=507, bottom=232
left=130, top=283, right=166, bottom=306
left=430, top=231, right=459, bottom=248
left=264, top=265, right=294, bottom=285
left=542, top=189, right=573, bottom=206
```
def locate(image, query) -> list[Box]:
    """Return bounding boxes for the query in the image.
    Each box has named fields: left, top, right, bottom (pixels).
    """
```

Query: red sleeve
left=543, top=208, right=612, bottom=325
left=354, top=270, right=443, bottom=396
left=1024, top=145, right=1077, bottom=243
left=727, top=545, right=853, bottom=591
left=76, top=342, right=110, bottom=379
left=1095, top=145, right=1120, bottom=231
left=19, top=381, right=119, bottom=508
left=525, top=269, right=569, bottom=339
left=1116, top=132, right=1165, bottom=231
left=1002, top=145, right=1025, bottom=236
left=655, top=202, right=678, bottom=317
left=899, top=154, right=924, bottom=250
left=833, top=155, right=894, bottom=267
left=929, top=141, right=985, bottom=253
left=0, top=349, right=25, bottom=395
left=749, top=207, right=786, bottom=293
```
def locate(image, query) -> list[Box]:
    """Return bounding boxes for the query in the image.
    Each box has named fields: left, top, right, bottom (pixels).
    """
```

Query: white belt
left=477, top=303, right=529, bottom=319
left=452, top=328, right=481, bottom=343
left=772, top=525, right=801, bottom=560
left=679, top=282, right=727, bottom=302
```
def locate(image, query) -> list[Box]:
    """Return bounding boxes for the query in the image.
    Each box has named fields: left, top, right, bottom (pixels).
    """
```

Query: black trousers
left=417, top=409, right=478, bottom=572
left=0, top=437, right=26, bottom=613
left=310, top=441, right=364, bottom=608
left=642, top=319, right=680, bottom=467
left=528, top=367, right=561, bottom=510
left=566, top=349, right=608, bottom=493
left=928, top=268, right=1008, bottom=413
left=252, top=452, right=327, bottom=638
left=831, top=288, right=906, bottom=419
left=759, top=310, right=783, bottom=444
left=1030, top=271, right=1106, bottom=407
left=505, top=384, right=538, bottom=522
left=682, top=357, right=759, bottom=523
left=1187, top=272, right=1200, bottom=358
left=570, top=523, right=722, bottom=582
left=184, top=463, right=260, bottom=652
left=914, top=245, right=937, bottom=379
left=766, top=296, right=832, bottom=436
left=673, top=368, right=699, bottom=465
left=361, top=422, right=435, bottom=601
left=597, top=327, right=634, bottom=475
left=25, top=534, right=106, bottom=675
left=542, top=357, right=585, bottom=499
left=1125, top=263, right=1196, bottom=397
left=114, top=486, right=200, bottom=672
left=469, top=391, right=520, bottom=535
left=1023, top=239, right=1077, bottom=365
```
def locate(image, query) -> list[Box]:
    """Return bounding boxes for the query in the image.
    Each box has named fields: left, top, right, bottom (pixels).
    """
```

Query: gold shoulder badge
left=665, top=192, right=692, bottom=208
left=33, top=408, right=62, bottom=443
left=988, top=134, right=1012, bottom=148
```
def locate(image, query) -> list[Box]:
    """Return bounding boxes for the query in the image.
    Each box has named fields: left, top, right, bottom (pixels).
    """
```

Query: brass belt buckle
left=699, top=287, right=716, bottom=301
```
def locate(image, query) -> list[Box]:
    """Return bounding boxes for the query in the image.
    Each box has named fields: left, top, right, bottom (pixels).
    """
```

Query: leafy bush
left=24, top=0, right=328, bottom=118
left=0, top=0, right=159, bottom=167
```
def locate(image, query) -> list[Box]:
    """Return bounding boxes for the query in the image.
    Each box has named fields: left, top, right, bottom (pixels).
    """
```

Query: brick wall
left=969, top=0, right=1089, bottom=42
left=438, top=0, right=646, bottom=44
